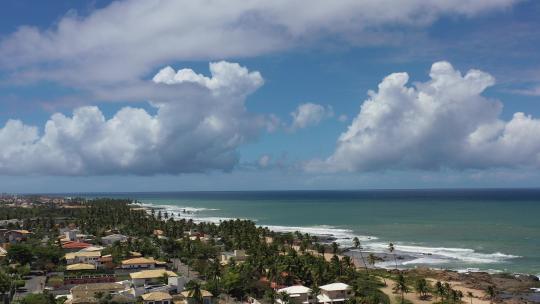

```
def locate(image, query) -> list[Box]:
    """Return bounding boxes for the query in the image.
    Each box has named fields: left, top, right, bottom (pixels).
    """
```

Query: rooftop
left=320, top=282, right=351, bottom=291
left=141, top=292, right=172, bottom=301
left=65, top=251, right=101, bottom=259
left=278, top=285, right=311, bottom=295
left=63, top=241, right=93, bottom=249
left=67, top=263, right=97, bottom=271
left=121, top=257, right=155, bottom=265
left=130, top=269, right=178, bottom=279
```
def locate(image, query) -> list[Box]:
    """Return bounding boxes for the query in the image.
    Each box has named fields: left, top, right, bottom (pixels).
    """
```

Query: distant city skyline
left=1, top=0, right=540, bottom=192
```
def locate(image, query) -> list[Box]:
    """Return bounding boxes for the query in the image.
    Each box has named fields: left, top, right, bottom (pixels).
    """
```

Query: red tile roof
left=62, top=241, right=92, bottom=249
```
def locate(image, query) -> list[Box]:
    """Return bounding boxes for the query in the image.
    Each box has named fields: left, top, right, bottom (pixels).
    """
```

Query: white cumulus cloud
left=0, top=61, right=266, bottom=175
left=290, top=103, right=334, bottom=130
left=306, top=61, right=540, bottom=172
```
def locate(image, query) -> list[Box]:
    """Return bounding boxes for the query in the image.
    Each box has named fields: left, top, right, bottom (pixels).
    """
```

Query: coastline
left=138, top=201, right=531, bottom=276
left=138, top=203, right=540, bottom=303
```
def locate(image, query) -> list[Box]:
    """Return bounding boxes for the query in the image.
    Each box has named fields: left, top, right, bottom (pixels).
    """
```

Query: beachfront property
left=101, top=233, right=129, bottom=245
left=141, top=291, right=173, bottom=304
left=317, top=283, right=352, bottom=304
left=65, top=251, right=102, bottom=266
left=220, top=249, right=247, bottom=265
left=120, top=257, right=156, bottom=269
left=277, top=285, right=313, bottom=304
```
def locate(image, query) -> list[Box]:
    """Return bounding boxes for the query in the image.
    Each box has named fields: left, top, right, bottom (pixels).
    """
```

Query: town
left=0, top=196, right=537, bottom=304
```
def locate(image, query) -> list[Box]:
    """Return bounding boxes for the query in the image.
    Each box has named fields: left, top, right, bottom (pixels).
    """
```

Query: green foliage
left=7, top=244, right=34, bottom=265
left=19, top=293, right=56, bottom=304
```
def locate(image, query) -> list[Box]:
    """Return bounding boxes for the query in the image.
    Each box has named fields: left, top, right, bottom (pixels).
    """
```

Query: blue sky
left=1, top=0, right=540, bottom=192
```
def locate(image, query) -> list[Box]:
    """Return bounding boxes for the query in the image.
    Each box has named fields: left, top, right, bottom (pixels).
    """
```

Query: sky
left=1, top=0, right=540, bottom=192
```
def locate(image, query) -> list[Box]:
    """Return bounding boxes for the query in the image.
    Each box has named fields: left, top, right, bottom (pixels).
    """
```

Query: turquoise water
left=78, top=190, right=540, bottom=274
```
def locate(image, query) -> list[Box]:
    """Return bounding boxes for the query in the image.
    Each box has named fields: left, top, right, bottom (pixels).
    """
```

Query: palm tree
left=352, top=237, right=368, bottom=274
left=393, top=274, right=410, bottom=304
left=331, top=242, right=339, bottom=255
left=414, top=278, right=429, bottom=300
left=186, top=280, right=204, bottom=304
left=435, top=281, right=445, bottom=303
left=367, top=253, right=385, bottom=285
left=486, top=286, right=497, bottom=304
left=388, top=243, right=398, bottom=270
left=467, top=291, right=474, bottom=304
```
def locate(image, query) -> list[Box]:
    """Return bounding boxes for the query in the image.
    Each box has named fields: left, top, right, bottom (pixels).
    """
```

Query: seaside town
left=0, top=195, right=538, bottom=304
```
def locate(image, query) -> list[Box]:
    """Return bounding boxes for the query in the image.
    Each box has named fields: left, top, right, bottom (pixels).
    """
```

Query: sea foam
left=141, top=201, right=519, bottom=270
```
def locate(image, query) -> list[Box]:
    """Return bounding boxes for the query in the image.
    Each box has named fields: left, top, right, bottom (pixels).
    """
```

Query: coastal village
left=0, top=195, right=539, bottom=304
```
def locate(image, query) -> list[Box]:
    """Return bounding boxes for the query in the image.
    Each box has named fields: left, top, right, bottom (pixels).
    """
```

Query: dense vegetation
left=1, top=199, right=397, bottom=304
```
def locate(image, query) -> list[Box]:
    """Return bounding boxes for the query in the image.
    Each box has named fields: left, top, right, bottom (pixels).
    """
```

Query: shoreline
left=138, top=201, right=533, bottom=277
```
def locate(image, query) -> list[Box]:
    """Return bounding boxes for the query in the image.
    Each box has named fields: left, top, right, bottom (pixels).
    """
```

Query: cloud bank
left=0, top=0, right=517, bottom=87
left=0, top=61, right=265, bottom=175
left=307, top=61, right=540, bottom=172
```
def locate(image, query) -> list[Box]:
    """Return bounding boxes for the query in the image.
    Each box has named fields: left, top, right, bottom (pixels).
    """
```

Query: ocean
left=73, top=189, right=540, bottom=275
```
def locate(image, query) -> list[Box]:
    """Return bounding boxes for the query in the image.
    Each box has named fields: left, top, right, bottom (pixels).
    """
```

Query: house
left=63, top=241, right=93, bottom=251
left=0, top=246, right=6, bottom=259
left=5, top=230, right=32, bottom=243
left=120, top=257, right=156, bottom=269
left=317, top=283, right=352, bottom=304
left=180, top=290, right=213, bottom=304
left=277, top=286, right=313, bottom=304
left=65, top=251, right=102, bottom=266
left=61, top=230, right=95, bottom=243
left=66, top=283, right=135, bottom=304
left=130, top=269, right=178, bottom=287
left=101, top=234, right=128, bottom=245
left=141, top=291, right=173, bottom=304
left=64, top=229, right=81, bottom=242
left=220, top=250, right=247, bottom=265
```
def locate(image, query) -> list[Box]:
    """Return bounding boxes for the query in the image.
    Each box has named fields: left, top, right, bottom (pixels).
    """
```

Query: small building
left=277, top=286, right=312, bottom=304
left=65, top=251, right=102, bottom=266
left=121, top=257, right=156, bottom=269
left=220, top=250, right=247, bottom=265
left=0, top=246, right=6, bottom=260
left=141, top=291, right=173, bottom=304
left=130, top=269, right=178, bottom=287
left=64, top=229, right=81, bottom=242
left=317, top=283, right=352, bottom=304
left=180, top=290, right=212, bottom=304
left=101, top=234, right=128, bottom=245
left=5, top=230, right=32, bottom=243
